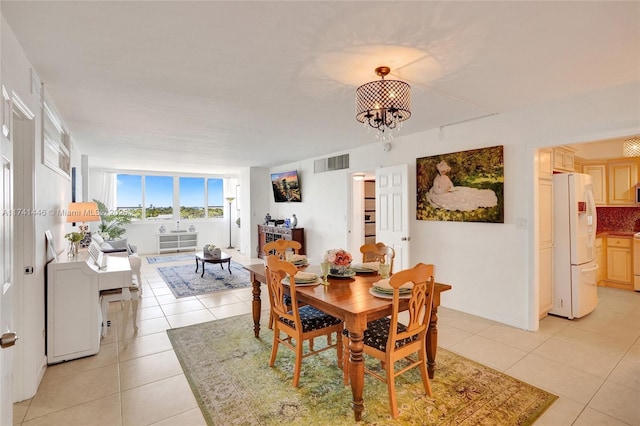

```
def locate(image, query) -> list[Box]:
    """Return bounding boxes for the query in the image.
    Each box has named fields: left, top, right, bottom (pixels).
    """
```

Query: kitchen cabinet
left=606, top=237, right=632, bottom=284
left=583, top=164, right=606, bottom=205
left=553, top=147, right=575, bottom=172
left=608, top=160, right=637, bottom=205
left=595, top=237, right=605, bottom=284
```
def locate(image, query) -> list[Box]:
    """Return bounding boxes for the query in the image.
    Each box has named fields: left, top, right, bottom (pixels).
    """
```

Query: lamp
left=353, top=173, right=365, bottom=181
left=623, top=136, right=640, bottom=157
left=66, top=201, right=100, bottom=256
left=66, top=201, right=100, bottom=228
left=226, top=197, right=235, bottom=249
left=356, top=66, right=411, bottom=141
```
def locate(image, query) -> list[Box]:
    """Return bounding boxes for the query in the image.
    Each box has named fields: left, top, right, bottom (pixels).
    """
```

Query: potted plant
left=93, top=199, right=132, bottom=239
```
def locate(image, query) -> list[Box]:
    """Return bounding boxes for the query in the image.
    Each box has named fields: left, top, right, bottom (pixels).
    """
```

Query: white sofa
left=91, top=233, right=138, bottom=257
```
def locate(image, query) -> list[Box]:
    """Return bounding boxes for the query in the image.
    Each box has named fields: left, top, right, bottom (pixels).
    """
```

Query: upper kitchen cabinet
left=553, top=147, right=576, bottom=172
left=608, top=160, right=638, bottom=205
left=583, top=164, right=606, bottom=205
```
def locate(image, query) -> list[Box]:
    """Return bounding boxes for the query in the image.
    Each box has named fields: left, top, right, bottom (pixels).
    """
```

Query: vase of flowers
left=64, top=232, right=84, bottom=258
left=324, top=248, right=352, bottom=275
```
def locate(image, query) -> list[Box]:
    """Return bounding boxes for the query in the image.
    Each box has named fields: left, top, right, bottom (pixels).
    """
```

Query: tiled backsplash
left=596, top=207, right=640, bottom=232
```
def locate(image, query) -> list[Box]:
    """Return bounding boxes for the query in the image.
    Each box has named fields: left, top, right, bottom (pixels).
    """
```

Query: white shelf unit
left=157, top=232, right=198, bottom=254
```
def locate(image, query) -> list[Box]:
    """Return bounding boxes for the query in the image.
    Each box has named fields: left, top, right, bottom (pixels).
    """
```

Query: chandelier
left=356, top=66, right=411, bottom=141
left=623, top=136, right=640, bottom=157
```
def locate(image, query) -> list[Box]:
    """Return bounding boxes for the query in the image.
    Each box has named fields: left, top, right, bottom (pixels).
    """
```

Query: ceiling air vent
left=314, top=153, right=349, bottom=173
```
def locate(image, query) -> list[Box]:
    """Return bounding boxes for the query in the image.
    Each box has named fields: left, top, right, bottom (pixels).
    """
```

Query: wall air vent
left=314, top=153, right=349, bottom=173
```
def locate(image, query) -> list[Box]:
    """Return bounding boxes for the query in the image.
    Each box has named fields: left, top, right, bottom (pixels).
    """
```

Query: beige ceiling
left=2, top=1, right=638, bottom=174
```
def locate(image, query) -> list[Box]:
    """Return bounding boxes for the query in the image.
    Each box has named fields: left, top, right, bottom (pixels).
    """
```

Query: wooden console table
left=257, top=225, right=304, bottom=258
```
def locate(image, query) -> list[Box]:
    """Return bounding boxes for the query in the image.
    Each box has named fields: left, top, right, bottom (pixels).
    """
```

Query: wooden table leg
left=201, top=260, right=205, bottom=278
left=251, top=273, right=262, bottom=338
left=227, top=260, right=232, bottom=274
left=426, top=304, right=440, bottom=379
left=348, top=330, right=365, bottom=422
left=195, top=257, right=199, bottom=274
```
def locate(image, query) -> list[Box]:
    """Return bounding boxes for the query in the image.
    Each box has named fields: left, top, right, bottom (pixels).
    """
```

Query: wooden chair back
left=360, top=242, right=395, bottom=272
left=387, top=263, right=435, bottom=353
left=265, top=254, right=344, bottom=387
left=263, top=239, right=301, bottom=259
left=342, top=262, right=435, bottom=417
left=265, top=255, right=300, bottom=325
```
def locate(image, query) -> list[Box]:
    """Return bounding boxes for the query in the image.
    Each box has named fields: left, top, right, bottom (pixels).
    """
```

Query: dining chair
left=263, top=239, right=303, bottom=329
left=343, top=262, right=435, bottom=418
left=265, top=255, right=344, bottom=387
left=263, top=239, right=301, bottom=259
left=360, top=242, right=395, bottom=273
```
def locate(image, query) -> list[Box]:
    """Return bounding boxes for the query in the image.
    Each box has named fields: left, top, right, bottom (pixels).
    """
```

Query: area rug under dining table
left=167, top=312, right=557, bottom=425
left=156, top=261, right=251, bottom=298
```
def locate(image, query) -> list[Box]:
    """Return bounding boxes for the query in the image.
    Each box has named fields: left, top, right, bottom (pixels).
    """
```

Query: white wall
left=2, top=15, right=79, bottom=401
left=266, top=81, right=640, bottom=331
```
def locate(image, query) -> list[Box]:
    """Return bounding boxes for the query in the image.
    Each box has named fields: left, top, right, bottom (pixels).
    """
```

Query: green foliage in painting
left=416, top=145, right=504, bottom=223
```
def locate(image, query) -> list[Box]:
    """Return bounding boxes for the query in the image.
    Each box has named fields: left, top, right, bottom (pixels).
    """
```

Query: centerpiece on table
left=324, top=248, right=352, bottom=275
left=204, top=244, right=221, bottom=259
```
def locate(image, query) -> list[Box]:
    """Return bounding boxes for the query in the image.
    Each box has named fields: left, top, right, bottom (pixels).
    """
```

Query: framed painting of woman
left=416, top=145, right=504, bottom=223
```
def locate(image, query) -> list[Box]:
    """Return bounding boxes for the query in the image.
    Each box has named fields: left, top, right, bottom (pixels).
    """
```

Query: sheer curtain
left=94, top=171, right=117, bottom=210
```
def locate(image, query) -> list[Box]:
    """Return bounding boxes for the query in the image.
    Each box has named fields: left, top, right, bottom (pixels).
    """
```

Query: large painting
left=417, top=145, right=504, bottom=223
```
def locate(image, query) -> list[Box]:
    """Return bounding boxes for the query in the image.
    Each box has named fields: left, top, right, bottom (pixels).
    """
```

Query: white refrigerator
left=550, top=173, right=599, bottom=319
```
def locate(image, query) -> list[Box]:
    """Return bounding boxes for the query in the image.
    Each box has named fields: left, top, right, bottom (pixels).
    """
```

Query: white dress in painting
left=426, top=161, right=497, bottom=212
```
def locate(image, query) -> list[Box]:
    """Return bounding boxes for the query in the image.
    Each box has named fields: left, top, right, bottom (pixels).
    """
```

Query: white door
left=375, top=164, right=410, bottom=270
left=0, top=84, right=16, bottom=426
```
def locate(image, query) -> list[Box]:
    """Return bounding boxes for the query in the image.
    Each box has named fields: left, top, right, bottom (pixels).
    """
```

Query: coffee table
left=195, top=251, right=232, bottom=277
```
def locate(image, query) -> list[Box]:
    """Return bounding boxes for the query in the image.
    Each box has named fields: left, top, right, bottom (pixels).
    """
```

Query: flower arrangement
left=324, top=249, right=352, bottom=275
left=324, top=248, right=352, bottom=266
left=64, top=232, right=85, bottom=257
left=64, top=232, right=84, bottom=243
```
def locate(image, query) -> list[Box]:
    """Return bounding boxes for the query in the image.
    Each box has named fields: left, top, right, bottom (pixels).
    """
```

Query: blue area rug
left=157, top=262, right=251, bottom=298
left=146, top=254, right=195, bottom=264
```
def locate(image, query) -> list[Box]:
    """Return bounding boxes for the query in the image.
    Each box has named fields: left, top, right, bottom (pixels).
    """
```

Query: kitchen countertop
left=596, top=231, right=636, bottom=238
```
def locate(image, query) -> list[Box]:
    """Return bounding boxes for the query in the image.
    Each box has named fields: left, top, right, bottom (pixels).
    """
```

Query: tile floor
left=13, top=250, right=640, bottom=425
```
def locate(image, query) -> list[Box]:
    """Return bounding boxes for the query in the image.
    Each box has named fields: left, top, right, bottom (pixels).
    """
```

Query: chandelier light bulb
left=356, top=66, right=411, bottom=142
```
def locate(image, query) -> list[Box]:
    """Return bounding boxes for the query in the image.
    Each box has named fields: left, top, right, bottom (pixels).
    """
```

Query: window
left=208, top=178, right=223, bottom=218
left=116, top=174, right=142, bottom=219
left=180, top=177, right=205, bottom=219
left=115, top=174, right=224, bottom=220
left=145, top=176, right=173, bottom=219
left=42, top=95, right=70, bottom=178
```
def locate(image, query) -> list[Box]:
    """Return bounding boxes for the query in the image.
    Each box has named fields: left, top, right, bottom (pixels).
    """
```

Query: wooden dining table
left=243, top=262, right=452, bottom=422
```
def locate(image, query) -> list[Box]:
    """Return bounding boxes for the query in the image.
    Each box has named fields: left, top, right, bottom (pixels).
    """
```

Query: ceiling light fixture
left=352, top=173, right=365, bottom=181
left=623, top=136, right=640, bottom=157
left=356, top=66, right=411, bottom=142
